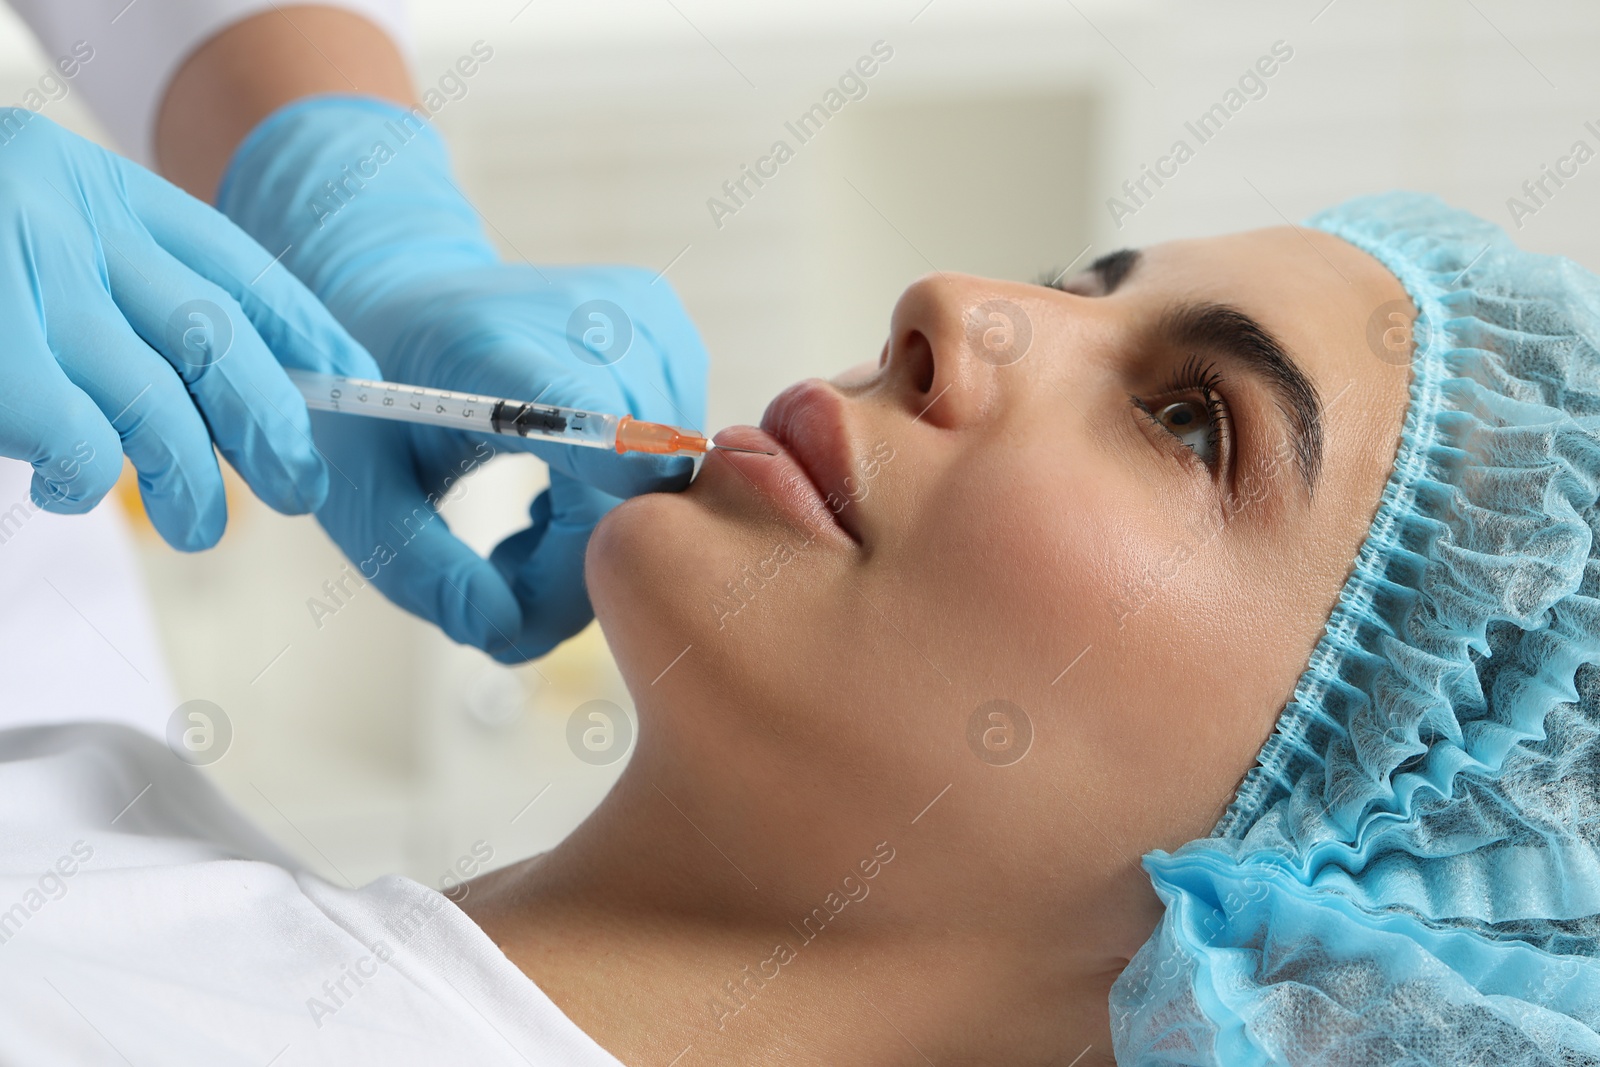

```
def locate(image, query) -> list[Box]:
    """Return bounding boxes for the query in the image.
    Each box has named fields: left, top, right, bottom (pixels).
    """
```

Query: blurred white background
left=3, top=0, right=1597, bottom=893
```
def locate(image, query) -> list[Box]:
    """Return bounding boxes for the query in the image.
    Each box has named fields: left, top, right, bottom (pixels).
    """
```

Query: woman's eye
left=1130, top=356, right=1230, bottom=474
left=1152, top=398, right=1218, bottom=466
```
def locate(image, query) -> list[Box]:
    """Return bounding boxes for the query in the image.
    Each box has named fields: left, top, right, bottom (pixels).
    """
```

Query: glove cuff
left=217, top=93, right=500, bottom=324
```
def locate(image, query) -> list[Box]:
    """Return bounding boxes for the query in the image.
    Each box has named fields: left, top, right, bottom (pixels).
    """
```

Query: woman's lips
left=709, top=380, right=864, bottom=545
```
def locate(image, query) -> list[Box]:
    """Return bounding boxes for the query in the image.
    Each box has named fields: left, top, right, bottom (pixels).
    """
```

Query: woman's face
left=587, top=224, right=1411, bottom=953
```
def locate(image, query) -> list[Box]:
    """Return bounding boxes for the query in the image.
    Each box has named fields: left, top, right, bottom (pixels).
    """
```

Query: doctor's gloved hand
left=218, top=96, right=709, bottom=662
left=0, top=110, right=379, bottom=548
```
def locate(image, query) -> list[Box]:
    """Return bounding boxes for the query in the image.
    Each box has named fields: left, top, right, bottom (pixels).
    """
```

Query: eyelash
left=1130, top=354, right=1232, bottom=473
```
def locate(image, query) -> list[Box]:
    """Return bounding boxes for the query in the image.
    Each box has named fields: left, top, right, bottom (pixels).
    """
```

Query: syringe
left=287, top=370, right=772, bottom=457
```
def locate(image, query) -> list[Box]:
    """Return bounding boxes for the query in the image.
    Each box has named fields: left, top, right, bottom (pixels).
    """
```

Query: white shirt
left=0, top=721, right=624, bottom=1066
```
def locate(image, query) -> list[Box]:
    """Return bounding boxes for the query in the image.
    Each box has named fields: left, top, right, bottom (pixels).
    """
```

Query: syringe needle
left=708, top=444, right=776, bottom=456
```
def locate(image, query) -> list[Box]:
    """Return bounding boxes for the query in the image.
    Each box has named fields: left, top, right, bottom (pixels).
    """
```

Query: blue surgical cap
left=1109, top=191, right=1600, bottom=1065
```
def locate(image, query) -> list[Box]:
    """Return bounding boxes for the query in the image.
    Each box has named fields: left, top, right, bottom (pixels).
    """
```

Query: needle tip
left=709, top=445, right=776, bottom=456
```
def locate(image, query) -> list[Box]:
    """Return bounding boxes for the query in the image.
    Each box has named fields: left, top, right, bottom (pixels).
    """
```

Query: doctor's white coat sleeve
left=4, top=0, right=410, bottom=165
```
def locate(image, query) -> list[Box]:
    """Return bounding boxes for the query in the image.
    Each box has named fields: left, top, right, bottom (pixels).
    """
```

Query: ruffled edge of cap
left=1210, top=190, right=1599, bottom=843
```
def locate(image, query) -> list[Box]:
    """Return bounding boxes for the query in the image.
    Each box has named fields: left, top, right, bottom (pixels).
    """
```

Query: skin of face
left=466, top=225, right=1415, bottom=1066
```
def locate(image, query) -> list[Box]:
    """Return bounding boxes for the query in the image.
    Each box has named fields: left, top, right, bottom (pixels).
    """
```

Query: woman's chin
left=584, top=485, right=740, bottom=693
left=586, top=490, right=678, bottom=629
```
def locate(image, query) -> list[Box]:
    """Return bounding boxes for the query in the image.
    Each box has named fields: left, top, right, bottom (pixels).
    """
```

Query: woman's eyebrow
left=1155, top=301, right=1325, bottom=494
left=1089, top=248, right=1141, bottom=293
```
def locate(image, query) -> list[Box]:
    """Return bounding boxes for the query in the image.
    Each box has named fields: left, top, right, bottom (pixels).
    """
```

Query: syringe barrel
left=290, top=370, right=499, bottom=435
left=288, top=369, right=621, bottom=449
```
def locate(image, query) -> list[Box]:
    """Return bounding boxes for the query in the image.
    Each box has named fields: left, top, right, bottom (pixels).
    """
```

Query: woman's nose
left=881, top=272, right=1024, bottom=430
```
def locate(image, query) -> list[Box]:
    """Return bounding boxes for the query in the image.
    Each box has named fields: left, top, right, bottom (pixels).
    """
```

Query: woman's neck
left=457, top=737, right=1129, bottom=1066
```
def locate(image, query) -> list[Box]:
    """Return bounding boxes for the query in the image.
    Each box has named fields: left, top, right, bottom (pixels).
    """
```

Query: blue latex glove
left=218, top=96, right=709, bottom=662
left=0, top=109, right=378, bottom=548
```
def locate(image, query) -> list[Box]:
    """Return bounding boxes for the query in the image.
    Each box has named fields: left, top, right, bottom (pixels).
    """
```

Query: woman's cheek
left=1001, top=456, right=1158, bottom=628
left=909, top=452, right=1141, bottom=658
